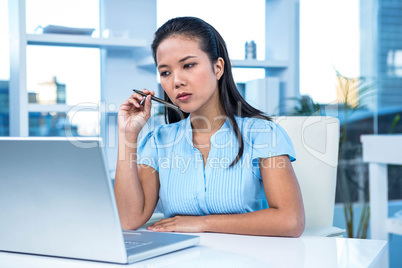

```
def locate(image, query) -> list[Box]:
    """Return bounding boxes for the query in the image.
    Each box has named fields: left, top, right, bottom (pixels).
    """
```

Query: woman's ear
left=215, top=57, right=225, bottom=80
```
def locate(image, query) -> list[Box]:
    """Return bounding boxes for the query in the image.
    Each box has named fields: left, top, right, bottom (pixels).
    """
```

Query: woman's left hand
left=146, top=216, right=206, bottom=233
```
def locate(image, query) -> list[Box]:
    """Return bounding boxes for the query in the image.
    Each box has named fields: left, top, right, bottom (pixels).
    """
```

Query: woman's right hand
left=118, top=89, right=155, bottom=136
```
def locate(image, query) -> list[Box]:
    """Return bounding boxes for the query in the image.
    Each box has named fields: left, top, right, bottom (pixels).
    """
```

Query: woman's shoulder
left=237, top=116, right=296, bottom=161
left=236, top=115, right=277, bottom=132
left=236, top=115, right=292, bottom=145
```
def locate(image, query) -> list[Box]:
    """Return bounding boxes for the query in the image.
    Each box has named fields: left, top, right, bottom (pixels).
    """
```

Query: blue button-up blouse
left=137, top=115, right=296, bottom=218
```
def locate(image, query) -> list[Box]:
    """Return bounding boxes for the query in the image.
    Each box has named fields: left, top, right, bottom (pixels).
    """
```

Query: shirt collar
left=184, top=115, right=233, bottom=142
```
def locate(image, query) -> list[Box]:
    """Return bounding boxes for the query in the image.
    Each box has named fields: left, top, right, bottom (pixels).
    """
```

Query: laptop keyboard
left=124, top=240, right=153, bottom=250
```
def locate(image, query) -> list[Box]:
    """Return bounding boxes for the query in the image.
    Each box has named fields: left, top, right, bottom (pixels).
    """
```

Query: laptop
left=0, top=137, right=200, bottom=264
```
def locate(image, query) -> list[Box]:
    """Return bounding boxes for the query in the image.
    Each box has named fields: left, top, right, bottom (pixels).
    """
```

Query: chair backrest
left=274, top=116, right=340, bottom=228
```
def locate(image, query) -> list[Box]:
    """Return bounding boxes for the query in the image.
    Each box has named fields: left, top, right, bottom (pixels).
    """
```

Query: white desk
left=0, top=233, right=387, bottom=268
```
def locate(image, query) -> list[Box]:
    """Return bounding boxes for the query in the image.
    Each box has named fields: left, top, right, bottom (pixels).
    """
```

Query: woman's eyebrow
left=158, top=55, right=197, bottom=70
left=179, top=55, right=197, bottom=63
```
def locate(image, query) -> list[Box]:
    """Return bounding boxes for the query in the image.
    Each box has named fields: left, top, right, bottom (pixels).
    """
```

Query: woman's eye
left=160, top=71, right=170, bottom=77
left=184, top=63, right=196, bottom=69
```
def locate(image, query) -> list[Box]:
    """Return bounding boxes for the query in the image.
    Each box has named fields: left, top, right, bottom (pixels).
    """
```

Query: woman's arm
left=147, top=155, right=305, bottom=237
left=205, top=155, right=304, bottom=236
left=115, top=142, right=160, bottom=230
left=114, top=89, right=160, bottom=230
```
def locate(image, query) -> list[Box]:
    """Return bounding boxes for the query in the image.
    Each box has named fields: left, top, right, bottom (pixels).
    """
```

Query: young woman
left=115, top=17, right=305, bottom=237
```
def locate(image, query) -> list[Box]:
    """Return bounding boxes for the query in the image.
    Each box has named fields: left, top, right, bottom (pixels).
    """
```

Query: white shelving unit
left=9, top=0, right=299, bottom=167
left=8, top=0, right=158, bottom=139
left=234, top=0, right=299, bottom=115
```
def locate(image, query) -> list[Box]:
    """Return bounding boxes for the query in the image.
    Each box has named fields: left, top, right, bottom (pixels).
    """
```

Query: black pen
left=132, top=89, right=181, bottom=110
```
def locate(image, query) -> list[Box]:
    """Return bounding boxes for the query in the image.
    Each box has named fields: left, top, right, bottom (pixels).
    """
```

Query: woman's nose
left=173, top=72, right=185, bottom=89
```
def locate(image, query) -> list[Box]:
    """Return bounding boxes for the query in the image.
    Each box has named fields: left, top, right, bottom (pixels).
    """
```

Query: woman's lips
left=176, top=93, right=192, bottom=101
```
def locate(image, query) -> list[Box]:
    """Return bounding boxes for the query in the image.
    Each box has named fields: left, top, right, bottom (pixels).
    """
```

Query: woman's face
left=156, top=35, right=224, bottom=114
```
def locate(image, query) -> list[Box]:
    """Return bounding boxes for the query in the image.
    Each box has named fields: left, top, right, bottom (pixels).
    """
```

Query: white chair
left=143, top=116, right=345, bottom=236
left=275, top=116, right=345, bottom=237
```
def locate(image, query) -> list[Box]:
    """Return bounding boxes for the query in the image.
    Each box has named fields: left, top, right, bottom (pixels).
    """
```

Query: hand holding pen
left=118, top=89, right=155, bottom=135
left=118, top=89, right=182, bottom=135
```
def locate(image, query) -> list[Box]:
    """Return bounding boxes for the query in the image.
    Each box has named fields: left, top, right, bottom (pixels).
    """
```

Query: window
left=0, top=0, right=9, bottom=136
left=387, top=50, right=402, bottom=77
left=157, top=0, right=266, bottom=83
left=25, top=0, right=100, bottom=137
left=26, top=46, right=100, bottom=136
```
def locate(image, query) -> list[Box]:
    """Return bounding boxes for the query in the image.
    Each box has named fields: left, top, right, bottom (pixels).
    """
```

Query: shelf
left=26, top=34, right=147, bottom=49
left=28, top=104, right=99, bottom=113
left=137, top=55, right=156, bottom=69
left=27, top=104, right=163, bottom=113
left=137, top=58, right=289, bottom=70
left=231, top=59, right=288, bottom=69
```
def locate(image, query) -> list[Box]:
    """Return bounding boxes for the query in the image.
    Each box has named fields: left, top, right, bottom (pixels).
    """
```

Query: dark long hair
left=151, top=16, right=271, bottom=167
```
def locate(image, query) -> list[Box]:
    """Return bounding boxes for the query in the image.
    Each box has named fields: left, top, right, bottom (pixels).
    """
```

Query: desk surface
left=0, top=233, right=387, bottom=268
